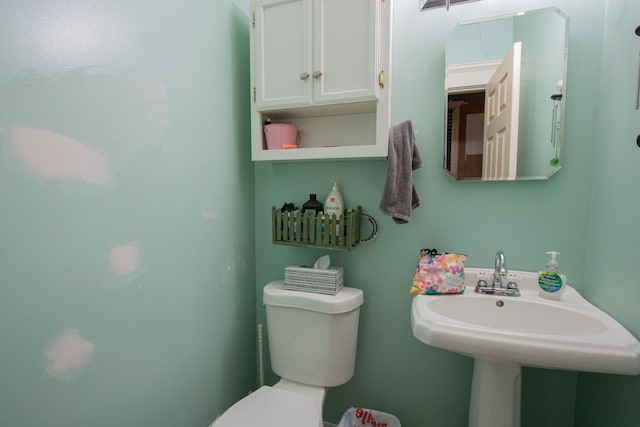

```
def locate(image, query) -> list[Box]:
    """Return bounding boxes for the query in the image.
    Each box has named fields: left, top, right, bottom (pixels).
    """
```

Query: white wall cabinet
left=253, top=0, right=379, bottom=109
left=250, top=0, right=392, bottom=161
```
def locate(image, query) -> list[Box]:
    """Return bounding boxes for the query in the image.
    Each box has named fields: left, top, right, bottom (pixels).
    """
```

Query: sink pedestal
left=469, top=359, right=521, bottom=427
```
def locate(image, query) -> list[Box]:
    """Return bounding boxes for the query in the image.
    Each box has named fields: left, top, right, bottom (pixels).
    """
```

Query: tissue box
left=284, top=266, right=344, bottom=295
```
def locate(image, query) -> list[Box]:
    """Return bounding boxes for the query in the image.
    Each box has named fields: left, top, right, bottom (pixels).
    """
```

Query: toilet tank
left=263, top=281, right=364, bottom=387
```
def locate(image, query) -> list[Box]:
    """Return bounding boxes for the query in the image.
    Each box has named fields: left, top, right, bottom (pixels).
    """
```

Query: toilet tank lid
left=263, top=281, right=364, bottom=314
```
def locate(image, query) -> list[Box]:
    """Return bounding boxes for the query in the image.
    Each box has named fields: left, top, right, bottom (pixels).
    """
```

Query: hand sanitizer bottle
left=537, top=251, right=567, bottom=300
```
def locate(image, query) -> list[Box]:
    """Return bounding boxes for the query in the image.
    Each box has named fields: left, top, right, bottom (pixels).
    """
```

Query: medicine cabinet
left=250, top=0, right=392, bottom=161
left=443, top=7, right=568, bottom=181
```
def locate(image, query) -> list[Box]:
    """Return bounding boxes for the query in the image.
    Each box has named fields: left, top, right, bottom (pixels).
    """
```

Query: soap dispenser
left=537, top=251, right=567, bottom=300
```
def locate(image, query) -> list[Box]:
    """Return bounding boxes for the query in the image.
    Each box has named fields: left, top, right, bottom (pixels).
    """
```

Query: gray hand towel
left=379, top=120, right=423, bottom=224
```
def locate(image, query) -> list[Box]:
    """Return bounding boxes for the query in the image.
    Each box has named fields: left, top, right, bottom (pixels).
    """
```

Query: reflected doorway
left=446, top=90, right=485, bottom=180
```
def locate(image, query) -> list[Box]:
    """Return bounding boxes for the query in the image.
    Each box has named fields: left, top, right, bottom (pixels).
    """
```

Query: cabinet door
left=313, top=0, right=379, bottom=104
left=253, top=0, right=314, bottom=109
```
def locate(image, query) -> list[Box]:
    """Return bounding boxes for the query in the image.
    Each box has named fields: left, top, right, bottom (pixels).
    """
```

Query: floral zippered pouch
left=410, top=249, right=467, bottom=295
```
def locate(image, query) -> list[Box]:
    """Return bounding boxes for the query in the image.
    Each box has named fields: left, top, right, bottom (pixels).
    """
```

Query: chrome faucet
left=492, top=250, right=508, bottom=288
left=475, top=250, right=520, bottom=297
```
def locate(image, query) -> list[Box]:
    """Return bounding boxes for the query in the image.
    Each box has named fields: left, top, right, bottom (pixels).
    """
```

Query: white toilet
left=214, top=280, right=364, bottom=427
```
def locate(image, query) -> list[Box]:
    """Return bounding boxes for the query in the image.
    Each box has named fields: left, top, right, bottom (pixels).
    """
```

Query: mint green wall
left=254, top=0, right=607, bottom=426
left=575, top=0, right=640, bottom=425
left=0, top=1, right=255, bottom=426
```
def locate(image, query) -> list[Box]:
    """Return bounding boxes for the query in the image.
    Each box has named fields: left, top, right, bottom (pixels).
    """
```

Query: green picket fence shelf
left=272, top=206, right=363, bottom=251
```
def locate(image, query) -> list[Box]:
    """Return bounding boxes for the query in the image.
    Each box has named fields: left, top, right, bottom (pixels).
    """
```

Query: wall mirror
left=444, top=7, right=568, bottom=181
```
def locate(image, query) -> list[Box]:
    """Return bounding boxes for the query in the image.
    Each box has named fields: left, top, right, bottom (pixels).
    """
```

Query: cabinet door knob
left=312, top=71, right=323, bottom=79
left=299, top=72, right=310, bottom=80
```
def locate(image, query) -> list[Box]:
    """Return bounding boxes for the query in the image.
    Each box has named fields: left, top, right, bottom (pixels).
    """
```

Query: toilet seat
left=213, top=385, right=321, bottom=427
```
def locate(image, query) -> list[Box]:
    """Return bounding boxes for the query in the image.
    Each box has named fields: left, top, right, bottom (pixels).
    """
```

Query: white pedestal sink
left=411, top=268, right=640, bottom=427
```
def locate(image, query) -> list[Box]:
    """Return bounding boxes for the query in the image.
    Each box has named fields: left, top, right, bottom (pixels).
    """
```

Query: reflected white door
left=482, top=42, right=521, bottom=180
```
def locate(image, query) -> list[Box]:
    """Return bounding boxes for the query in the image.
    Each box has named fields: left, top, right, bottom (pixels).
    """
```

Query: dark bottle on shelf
left=302, top=194, right=323, bottom=219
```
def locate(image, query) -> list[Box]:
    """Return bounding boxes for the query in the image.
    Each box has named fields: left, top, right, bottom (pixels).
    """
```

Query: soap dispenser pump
left=537, top=251, right=567, bottom=300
